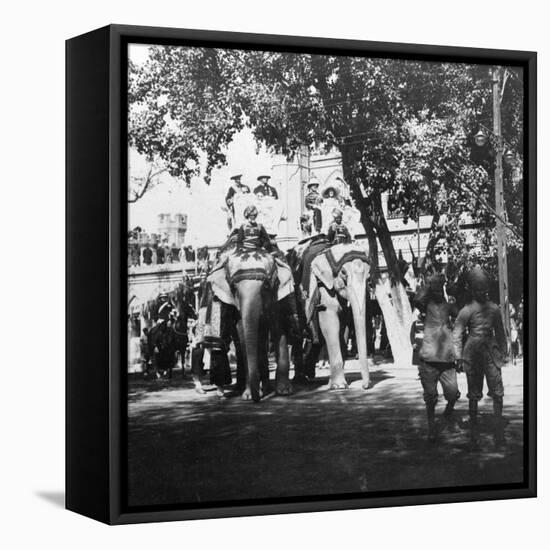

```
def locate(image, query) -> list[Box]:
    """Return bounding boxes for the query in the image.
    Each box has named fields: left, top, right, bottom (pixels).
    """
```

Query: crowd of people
left=129, top=169, right=523, bottom=450
left=128, top=231, right=211, bottom=269
left=134, top=261, right=519, bottom=449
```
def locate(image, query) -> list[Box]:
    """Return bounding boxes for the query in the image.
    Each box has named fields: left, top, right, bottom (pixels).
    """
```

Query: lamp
left=474, top=129, right=488, bottom=147
left=504, top=149, right=516, bottom=165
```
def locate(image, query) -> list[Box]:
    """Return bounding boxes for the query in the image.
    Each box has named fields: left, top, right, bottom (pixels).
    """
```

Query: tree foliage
left=129, top=48, right=247, bottom=185
left=129, top=46, right=524, bottom=288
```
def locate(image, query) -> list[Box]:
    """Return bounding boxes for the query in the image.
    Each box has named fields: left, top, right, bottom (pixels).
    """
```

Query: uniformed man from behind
left=452, top=267, right=508, bottom=447
left=327, top=208, right=352, bottom=245
left=236, top=205, right=270, bottom=251
left=253, top=175, right=278, bottom=199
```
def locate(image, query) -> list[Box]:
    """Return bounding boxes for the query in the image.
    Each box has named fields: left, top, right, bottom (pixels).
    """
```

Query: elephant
left=294, top=240, right=373, bottom=390
left=207, top=246, right=295, bottom=402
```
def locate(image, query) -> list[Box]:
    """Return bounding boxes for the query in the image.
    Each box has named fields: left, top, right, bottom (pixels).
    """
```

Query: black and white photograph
left=125, top=41, right=530, bottom=509
left=3, top=0, right=549, bottom=545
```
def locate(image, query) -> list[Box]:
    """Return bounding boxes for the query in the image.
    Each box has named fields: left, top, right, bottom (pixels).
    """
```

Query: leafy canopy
left=129, top=46, right=524, bottom=276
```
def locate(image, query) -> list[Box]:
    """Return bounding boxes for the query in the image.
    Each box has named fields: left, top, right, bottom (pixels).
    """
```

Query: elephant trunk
left=348, top=271, right=370, bottom=389
left=236, top=279, right=264, bottom=402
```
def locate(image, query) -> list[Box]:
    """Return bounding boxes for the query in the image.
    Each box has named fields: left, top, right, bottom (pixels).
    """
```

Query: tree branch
left=128, top=166, right=168, bottom=203
left=443, top=163, right=522, bottom=239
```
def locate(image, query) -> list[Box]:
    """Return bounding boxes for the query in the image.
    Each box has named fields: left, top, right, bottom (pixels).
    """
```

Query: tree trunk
left=367, top=194, right=413, bottom=367
left=372, top=277, right=413, bottom=367
left=341, top=149, right=412, bottom=368
left=421, top=212, right=441, bottom=272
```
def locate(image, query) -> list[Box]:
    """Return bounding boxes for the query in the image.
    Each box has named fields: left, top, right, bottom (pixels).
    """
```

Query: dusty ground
left=127, top=358, right=524, bottom=507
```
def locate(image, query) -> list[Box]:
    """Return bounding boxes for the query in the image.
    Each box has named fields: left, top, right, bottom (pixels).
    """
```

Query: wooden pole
left=492, top=66, right=511, bottom=345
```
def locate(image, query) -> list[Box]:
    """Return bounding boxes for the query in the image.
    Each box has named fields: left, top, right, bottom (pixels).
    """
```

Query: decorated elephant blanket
left=305, top=243, right=369, bottom=325
left=292, top=234, right=331, bottom=298
left=207, top=248, right=294, bottom=310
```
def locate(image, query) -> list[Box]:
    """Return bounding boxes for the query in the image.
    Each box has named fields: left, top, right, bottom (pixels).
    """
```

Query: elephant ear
left=274, top=257, right=294, bottom=301
left=311, top=253, right=335, bottom=290
left=207, top=259, right=238, bottom=308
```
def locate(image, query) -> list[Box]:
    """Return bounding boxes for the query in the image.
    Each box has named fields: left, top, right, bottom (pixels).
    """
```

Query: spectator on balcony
left=156, top=243, right=164, bottom=264
left=142, top=244, right=153, bottom=266
left=185, top=246, right=196, bottom=262
left=130, top=243, right=140, bottom=267
left=197, top=246, right=210, bottom=262
left=171, top=243, right=180, bottom=262
left=164, top=241, right=172, bottom=263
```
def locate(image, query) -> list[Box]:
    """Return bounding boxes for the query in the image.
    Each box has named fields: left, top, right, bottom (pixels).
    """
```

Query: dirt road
left=127, top=359, right=524, bottom=507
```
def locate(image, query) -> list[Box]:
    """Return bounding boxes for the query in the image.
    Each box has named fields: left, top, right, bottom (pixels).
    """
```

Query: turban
left=243, top=205, right=258, bottom=218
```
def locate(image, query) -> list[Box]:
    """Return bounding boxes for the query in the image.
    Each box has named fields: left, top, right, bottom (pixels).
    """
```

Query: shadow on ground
left=35, top=491, right=65, bottom=508
left=127, top=362, right=524, bottom=507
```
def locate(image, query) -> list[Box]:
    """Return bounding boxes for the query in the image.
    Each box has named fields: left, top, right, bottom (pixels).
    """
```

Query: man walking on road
left=413, top=273, right=460, bottom=442
left=453, top=267, right=508, bottom=448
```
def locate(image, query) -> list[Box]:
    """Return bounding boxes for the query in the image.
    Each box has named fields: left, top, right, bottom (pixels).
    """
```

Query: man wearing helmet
left=225, top=173, right=251, bottom=230
left=253, top=175, right=278, bottom=199
left=453, top=267, right=508, bottom=447
left=413, top=273, right=460, bottom=442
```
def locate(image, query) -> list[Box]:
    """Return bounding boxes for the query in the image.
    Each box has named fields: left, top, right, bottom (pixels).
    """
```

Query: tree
left=236, top=54, right=522, bottom=365
left=129, top=47, right=524, bottom=366
left=128, top=160, right=167, bottom=203
left=129, top=49, right=247, bottom=188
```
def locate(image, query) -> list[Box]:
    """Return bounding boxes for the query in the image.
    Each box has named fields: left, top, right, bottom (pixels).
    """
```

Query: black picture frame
left=66, top=24, right=537, bottom=525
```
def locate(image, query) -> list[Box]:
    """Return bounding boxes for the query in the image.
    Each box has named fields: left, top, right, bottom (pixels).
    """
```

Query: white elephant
left=297, top=241, right=373, bottom=390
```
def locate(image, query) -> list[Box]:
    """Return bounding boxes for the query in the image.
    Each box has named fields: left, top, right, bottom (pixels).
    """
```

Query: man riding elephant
left=237, top=204, right=301, bottom=339
left=236, top=205, right=271, bottom=251
left=205, top=207, right=297, bottom=402
left=327, top=207, right=352, bottom=245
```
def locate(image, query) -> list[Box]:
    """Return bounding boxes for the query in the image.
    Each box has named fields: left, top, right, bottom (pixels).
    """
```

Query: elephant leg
left=275, top=332, right=292, bottom=395
left=236, top=320, right=253, bottom=401
left=258, top=324, right=271, bottom=397
left=318, top=308, right=347, bottom=389
left=231, top=323, right=246, bottom=392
